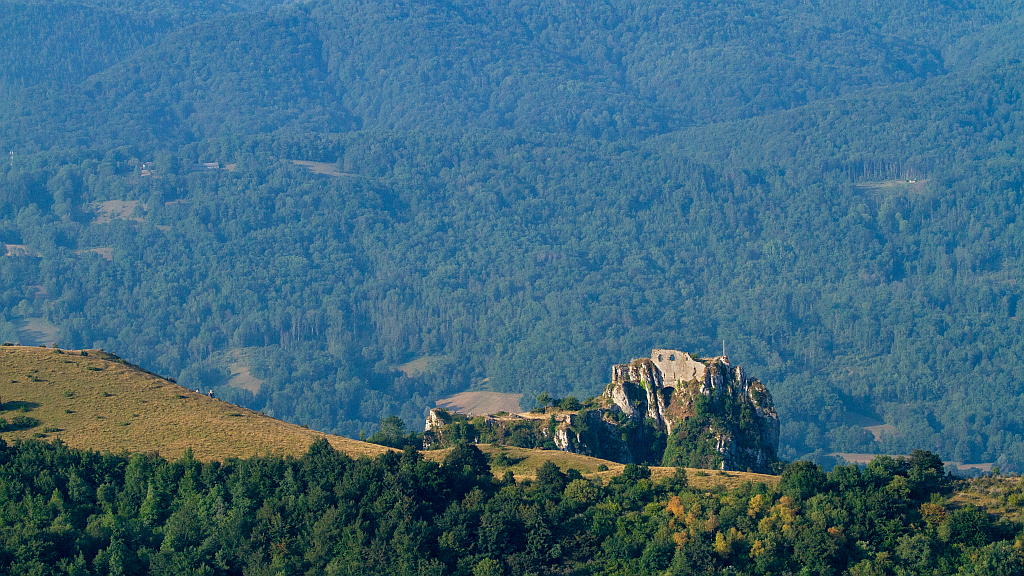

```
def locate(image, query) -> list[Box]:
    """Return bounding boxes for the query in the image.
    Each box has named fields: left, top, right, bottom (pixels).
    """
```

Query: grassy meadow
left=0, top=345, right=390, bottom=461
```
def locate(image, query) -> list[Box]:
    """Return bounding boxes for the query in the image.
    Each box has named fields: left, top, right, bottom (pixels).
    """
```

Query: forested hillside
left=1, top=0, right=1024, bottom=470
left=2, top=438, right=1022, bottom=575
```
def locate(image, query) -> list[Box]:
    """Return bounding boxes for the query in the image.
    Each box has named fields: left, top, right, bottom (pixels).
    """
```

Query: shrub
left=4, top=415, right=40, bottom=430
left=492, top=452, right=512, bottom=467
left=558, top=396, right=582, bottom=411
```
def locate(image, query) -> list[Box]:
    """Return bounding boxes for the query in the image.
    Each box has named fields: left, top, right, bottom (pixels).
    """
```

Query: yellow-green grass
left=0, top=346, right=390, bottom=462
left=222, top=347, right=265, bottom=394
left=1, top=346, right=782, bottom=491
left=92, top=200, right=144, bottom=224
left=950, top=476, right=1024, bottom=523
left=13, top=316, right=59, bottom=346
left=423, top=444, right=779, bottom=489
left=394, top=354, right=450, bottom=377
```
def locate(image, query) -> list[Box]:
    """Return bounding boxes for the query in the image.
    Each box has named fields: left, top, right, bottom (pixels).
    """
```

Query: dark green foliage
left=662, top=414, right=723, bottom=470
left=444, top=443, right=491, bottom=478
left=663, top=467, right=689, bottom=494
left=0, top=414, right=40, bottom=431
left=533, top=460, right=568, bottom=498
left=490, top=451, right=521, bottom=468
left=1, top=0, right=1024, bottom=474
left=0, top=441, right=1016, bottom=575
left=778, top=460, right=829, bottom=501
left=619, top=463, right=652, bottom=482
left=557, top=396, right=582, bottom=411
left=365, top=415, right=423, bottom=449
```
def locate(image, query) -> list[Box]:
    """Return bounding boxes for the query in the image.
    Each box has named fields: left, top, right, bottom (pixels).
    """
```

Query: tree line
left=1, top=437, right=1022, bottom=575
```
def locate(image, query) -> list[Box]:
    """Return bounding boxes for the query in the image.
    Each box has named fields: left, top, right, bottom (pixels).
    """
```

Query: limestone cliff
left=424, top=349, right=780, bottom=472
left=593, top=350, right=780, bottom=472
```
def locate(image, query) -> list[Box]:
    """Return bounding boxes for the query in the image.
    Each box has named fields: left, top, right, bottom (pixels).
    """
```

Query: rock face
left=599, top=350, right=780, bottom=472
left=424, top=409, right=447, bottom=433
left=423, top=349, right=780, bottom=472
left=552, top=349, right=779, bottom=472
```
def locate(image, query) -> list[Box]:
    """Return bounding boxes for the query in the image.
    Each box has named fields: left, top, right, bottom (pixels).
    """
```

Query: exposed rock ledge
left=425, top=349, right=780, bottom=472
left=589, top=349, right=779, bottom=472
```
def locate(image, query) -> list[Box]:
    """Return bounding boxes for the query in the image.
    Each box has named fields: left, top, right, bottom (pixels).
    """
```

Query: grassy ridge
left=0, top=346, right=779, bottom=488
left=0, top=346, right=390, bottom=461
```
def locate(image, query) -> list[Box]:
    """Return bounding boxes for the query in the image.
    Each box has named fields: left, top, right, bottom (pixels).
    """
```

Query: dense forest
left=1, top=0, right=1024, bottom=470
left=1, top=438, right=1022, bottom=575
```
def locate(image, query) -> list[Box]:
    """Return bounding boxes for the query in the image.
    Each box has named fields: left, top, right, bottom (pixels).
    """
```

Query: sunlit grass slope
left=1, top=345, right=780, bottom=490
left=0, top=346, right=391, bottom=461
left=424, top=443, right=780, bottom=488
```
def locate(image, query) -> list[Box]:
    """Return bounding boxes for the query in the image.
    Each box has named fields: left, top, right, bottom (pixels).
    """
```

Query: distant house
left=190, top=162, right=221, bottom=172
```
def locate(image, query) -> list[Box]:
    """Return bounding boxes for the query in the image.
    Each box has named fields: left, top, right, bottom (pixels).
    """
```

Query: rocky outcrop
left=424, top=409, right=448, bottom=433
left=423, top=348, right=780, bottom=472
left=601, top=350, right=779, bottom=472
left=549, top=409, right=639, bottom=463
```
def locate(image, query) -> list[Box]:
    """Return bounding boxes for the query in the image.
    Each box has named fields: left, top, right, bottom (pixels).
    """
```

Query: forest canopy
left=0, top=438, right=1021, bottom=575
left=0, top=0, right=1023, bottom=470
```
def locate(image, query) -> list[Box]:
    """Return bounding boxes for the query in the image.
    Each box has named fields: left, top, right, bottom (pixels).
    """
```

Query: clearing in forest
left=842, top=411, right=897, bottom=441
left=14, top=317, right=59, bottom=346
left=289, top=160, right=352, bottom=177
left=435, top=391, right=524, bottom=416
left=92, top=200, right=144, bottom=224
left=864, top=424, right=897, bottom=441
left=224, top=348, right=265, bottom=394
left=395, top=355, right=449, bottom=377
left=3, top=244, right=38, bottom=257
left=76, top=247, right=114, bottom=260
left=853, top=179, right=929, bottom=195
